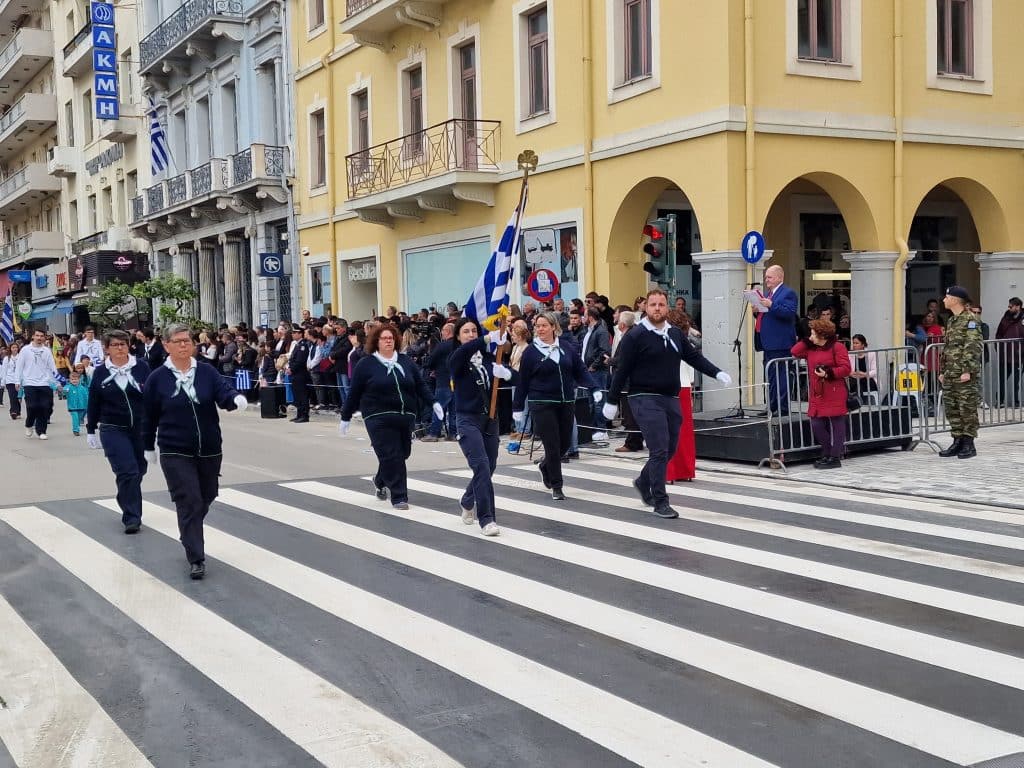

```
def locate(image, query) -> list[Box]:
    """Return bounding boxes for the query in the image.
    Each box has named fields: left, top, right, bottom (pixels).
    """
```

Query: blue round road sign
left=741, top=230, right=766, bottom=264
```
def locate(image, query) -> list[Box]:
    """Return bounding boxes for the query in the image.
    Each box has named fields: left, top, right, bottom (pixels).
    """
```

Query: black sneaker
left=190, top=561, right=206, bottom=580
left=373, top=480, right=388, bottom=501
left=632, top=478, right=653, bottom=506
left=551, top=488, right=566, bottom=501
left=652, top=505, right=679, bottom=519
left=538, top=464, right=552, bottom=489
left=124, top=523, right=141, bottom=534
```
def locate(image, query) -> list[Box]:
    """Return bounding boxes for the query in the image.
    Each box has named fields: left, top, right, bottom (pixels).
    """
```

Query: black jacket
left=424, top=339, right=455, bottom=390
left=289, top=339, right=313, bottom=374
left=580, top=321, right=612, bottom=372
left=86, top=359, right=151, bottom=435
left=449, top=338, right=494, bottom=415
left=143, top=362, right=240, bottom=456
left=340, top=353, right=435, bottom=422
left=512, top=341, right=596, bottom=411
left=608, top=324, right=721, bottom=404
left=143, top=340, right=167, bottom=369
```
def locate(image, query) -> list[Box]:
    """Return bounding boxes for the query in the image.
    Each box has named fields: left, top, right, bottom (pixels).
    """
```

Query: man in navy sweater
left=604, top=289, right=731, bottom=519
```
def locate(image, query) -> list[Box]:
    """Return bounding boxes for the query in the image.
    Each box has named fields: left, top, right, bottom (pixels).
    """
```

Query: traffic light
left=643, top=218, right=669, bottom=285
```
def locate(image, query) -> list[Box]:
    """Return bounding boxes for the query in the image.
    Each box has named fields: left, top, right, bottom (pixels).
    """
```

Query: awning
left=54, top=299, right=75, bottom=315
left=27, top=302, right=56, bottom=321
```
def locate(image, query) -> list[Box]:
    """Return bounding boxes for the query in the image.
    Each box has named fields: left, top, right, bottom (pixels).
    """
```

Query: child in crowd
left=65, top=370, right=90, bottom=436
left=73, top=360, right=91, bottom=386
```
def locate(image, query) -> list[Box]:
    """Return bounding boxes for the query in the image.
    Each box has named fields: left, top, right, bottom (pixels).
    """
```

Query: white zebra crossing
left=0, top=588, right=154, bottom=768
left=93, top=497, right=775, bottom=768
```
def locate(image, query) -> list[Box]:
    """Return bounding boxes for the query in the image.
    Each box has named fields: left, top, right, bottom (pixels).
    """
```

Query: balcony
left=0, top=163, right=60, bottom=219
left=0, top=230, right=63, bottom=270
left=61, top=21, right=92, bottom=77
left=97, top=103, right=139, bottom=143
left=0, top=0, right=49, bottom=48
left=0, top=28, right=53, bottom=102
left=139, top=0, right=244, bottom=76
left=341, top=0, right=451, bottom=50
left=71, top=227, right=145, bottom=256
left=344, top=119, right=500, bottom=225
left=132, top=143, right=289, bottom=233
left=47, top=145, right=78, bottom=177
left=0, top=93, right=57, bottom=161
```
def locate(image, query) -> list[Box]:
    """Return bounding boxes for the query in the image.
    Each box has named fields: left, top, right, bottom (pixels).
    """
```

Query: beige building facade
left=292, top=0, right=1024, bottom=398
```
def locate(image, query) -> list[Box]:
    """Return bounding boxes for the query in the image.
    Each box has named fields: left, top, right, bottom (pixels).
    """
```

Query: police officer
left=287, top=325, right=312, bottom=423
left=938, top=286, right=983, bottom=459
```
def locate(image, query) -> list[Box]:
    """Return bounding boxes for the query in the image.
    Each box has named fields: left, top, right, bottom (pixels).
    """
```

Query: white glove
left=716, top=371, right=733, bottom=386
left=86, top=433, right=100, bottom=450
left=338, top=420, right=351, bottom=436
left=592, top=390, right=604, bottom=403
left=492, top=363, right=512, bottom=381
left=512, top=410, right=524, bottom=424
left=233, top=394, right=248, bottom=412
left=602, top=403, right=619, bottom=421
left=432, top=402, right=445, bottom=420
left=486, top=330, right=508, bottom=346
left=144, top=450, right=157, bottom=465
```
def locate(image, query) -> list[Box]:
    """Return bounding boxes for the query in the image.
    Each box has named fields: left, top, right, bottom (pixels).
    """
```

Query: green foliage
left=86, top=280, right=137, bottom=329
left=131, top=276, right=200, bottom=328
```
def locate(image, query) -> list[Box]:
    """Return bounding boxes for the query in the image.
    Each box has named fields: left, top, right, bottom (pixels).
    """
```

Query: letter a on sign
left=92, top=25, right=115, bottom=49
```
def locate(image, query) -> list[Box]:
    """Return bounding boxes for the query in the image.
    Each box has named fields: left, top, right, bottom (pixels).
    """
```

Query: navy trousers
left=630, top=394, right=682, bottom=509
left=100, top=426, right=148, bottom=527
left=364, top=413, right=414, bottom=505
left=456, top=413, right=499, bottom=527
left=160, top=453, right=222, bottom=564
left=531, top=402, right=574, bottom=491
left=23, top=385, right=53, bottom=435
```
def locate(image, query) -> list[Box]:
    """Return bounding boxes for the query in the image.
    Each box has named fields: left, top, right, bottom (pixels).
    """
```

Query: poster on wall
left=518, top=224, right=579, bottom=303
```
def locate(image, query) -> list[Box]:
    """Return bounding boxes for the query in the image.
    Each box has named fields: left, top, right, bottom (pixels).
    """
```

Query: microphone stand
left=720, top=286, right=759, bottom=419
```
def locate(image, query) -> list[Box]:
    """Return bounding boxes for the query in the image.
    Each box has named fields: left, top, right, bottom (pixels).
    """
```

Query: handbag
left=832, top=343, right=861, bottom=412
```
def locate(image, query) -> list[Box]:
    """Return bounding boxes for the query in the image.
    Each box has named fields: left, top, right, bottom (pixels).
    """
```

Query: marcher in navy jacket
left=512, top=339, right=597, bottom=411
left=87, top=358, right=151, bottom=434
left=143, top=360, right=241, bottom=456
left=340, top=352, right=435, bottom=422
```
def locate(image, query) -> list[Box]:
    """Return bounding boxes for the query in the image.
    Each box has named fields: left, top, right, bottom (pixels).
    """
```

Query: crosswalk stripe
left=478, top=470, right=1024, bottom=583
left=217, top=486, right=1024, bottom=762
left=96, top=499, right=774, bottom=768
left=396, top=476, right=1024, bottom=628
left=540, top=465, right=1024, bottom=551
left=586, top=458, right=1024, bottom=525
left=0, top=506, right=465, bottom=768
left=0, top=588, right=154, bottom=768
left=284, top=480, right=1024, bottom=688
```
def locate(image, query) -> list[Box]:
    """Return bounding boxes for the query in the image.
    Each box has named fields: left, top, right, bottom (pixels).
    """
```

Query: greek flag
left=464, top=183, right=528, bottom=331
left=148, top=96, right=171, bottom=176
left=0, top=293, right=13, bottom=344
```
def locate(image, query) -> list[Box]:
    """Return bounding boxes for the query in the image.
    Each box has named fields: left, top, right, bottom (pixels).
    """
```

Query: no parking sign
left=526, top=269, right=559, bottom=302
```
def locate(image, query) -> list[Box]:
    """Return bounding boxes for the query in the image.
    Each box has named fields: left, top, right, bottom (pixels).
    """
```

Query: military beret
left=945, top=286, right=970, bottom=301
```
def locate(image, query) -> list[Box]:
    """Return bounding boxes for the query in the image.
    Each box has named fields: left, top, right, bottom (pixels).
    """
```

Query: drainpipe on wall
left=892, top=0, right=911, bottom=346
left=581, top=0, right=595, bottom=293
left=744, top=0, right=756, bottom=400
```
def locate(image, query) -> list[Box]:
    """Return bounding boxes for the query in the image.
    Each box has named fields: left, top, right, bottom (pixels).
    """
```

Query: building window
left=64, top=100, right=75, bottom=146
left=309, top=0, right=325, bottom=30
left=623, top=0, right=651, bottom=82
left=936, top=0, right=973, bottom=76
left=81, top=90, right=93, bottom=144
left=350, top=89, right=371, bottom=179
left=797, top=0, right=841, bottom=62
left=526, top=7, right=549, bottom=115
left=87, top=194, right=97, bottom=234
left=310, top=109, right=326, bottom=188
left=404, top=66, right=424, bottom=159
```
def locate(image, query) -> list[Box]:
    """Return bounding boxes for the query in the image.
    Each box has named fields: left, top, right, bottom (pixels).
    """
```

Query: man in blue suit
left=754, top=264, right=798, bottom=416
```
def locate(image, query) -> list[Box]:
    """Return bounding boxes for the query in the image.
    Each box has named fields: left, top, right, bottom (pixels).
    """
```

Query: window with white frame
left=797, top=0, right=841, bottom=62
left=350, top=89, right=371, bottom=179
left=308, top=0, right=324, bottom=31
left=310, top=109, right=326, bottom=188
left=514, top=1, right=555, bottom=132
left=403, top=66, right=424, bottom=161
left=526, top=6, right=549, bottom=115
left=623, top=0, right=651, bottom=82
left=606, top=0, right=659, bottom=103
left=936, top=0, right=972, bottom=76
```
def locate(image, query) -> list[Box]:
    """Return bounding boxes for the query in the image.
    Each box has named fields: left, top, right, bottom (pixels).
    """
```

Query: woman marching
left=512, top=311, right=599, bottom=501
left=85, top=330, right=151, bottom=533
left=448, top=317, right=512, bottom=535
left=791, top=318, right=852, bottom=469
left=143, top=324, right=249, bottom=579
left=339, top=323, right=440, bottom=510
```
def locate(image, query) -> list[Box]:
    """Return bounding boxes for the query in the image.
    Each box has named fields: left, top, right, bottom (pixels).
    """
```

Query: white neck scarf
left=640, top=317, right=679, bottom=352
left=164, top=357, right=199, bottom=403
left=373, top=351, right=405, bottom=377
left=104, top=355, right=140, bottom=392
left=469, top=349, right=489, bottom=389
left=533, top=338, right=561, bottom=364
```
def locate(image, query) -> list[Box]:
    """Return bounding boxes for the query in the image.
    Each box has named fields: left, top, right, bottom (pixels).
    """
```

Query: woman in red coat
left=666, top=310, right=697, bottom=482
left=791, top=318, right=851, bottom=469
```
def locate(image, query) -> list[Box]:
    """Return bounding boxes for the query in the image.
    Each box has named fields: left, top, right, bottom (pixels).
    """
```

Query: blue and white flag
left=464, top=183, right=528, bottom=331
left=0, top=293, right=13, bottom=344
left=148, top=95, right=171, bottom=177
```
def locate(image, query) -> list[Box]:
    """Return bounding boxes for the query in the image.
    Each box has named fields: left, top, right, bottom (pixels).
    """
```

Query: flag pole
left=489, top=149, right=538, bottom=419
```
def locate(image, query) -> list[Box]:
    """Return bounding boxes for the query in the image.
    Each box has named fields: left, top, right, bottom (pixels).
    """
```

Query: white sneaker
left=591, top=431, right=608, bottom=441
left=461, top=505, right=477, bottom=525
left=38, top=434, right=48, bottom=440
left=482, top=522, right=500, bottom=537
left=24, top=428, right=33, bottom=438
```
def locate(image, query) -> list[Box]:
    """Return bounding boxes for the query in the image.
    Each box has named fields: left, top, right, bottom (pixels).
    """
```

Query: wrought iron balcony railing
left=345, top=119, right=500, bottom=200
left=132, top=145, right=288, bottom=223
left=139, top=0, right=243, bottom=71
left=62, top=21, right=91, bottom=58
left=345, top=0, right=377, bottom=16
left=71, top=231, right=105, bottom=256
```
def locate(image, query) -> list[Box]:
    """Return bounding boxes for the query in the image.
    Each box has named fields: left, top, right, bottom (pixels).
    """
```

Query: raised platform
left=693, top=406, right=915, bottom=465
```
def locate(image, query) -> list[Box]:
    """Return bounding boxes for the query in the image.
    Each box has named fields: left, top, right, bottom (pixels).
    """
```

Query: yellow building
left=291, top=0, right=1024, bottom=400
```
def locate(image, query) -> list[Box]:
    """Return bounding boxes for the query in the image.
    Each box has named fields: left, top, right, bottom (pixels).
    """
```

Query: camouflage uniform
left=941, top=310, right=983, bottom=437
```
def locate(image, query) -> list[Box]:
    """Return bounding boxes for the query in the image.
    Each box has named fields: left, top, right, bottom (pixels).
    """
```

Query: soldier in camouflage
left=938, top=285, right=983, bottom=459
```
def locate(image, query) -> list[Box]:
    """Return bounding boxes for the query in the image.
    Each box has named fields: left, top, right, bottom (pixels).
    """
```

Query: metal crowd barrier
left=919, top=338, right=1024, bottom=448
left=761, top=345, right=919, bottom=468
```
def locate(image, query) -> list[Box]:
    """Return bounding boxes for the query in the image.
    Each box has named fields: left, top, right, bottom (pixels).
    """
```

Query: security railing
left=139, top=0, right=243, bottom=70
left=345, top=118, right=500, bottom=199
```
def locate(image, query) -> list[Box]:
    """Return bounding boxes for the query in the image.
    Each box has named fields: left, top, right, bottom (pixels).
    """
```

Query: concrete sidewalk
left=578, top=422, right=1024, bottom=512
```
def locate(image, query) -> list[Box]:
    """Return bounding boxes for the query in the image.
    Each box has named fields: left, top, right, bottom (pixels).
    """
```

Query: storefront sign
left=8, top=269, right=31, bottom=283
left=91, top=1, right=119, bottom=120
left=16, top=301, right=31, bottom=320
left=85, top=143, right=123, bottom=175
left=112, top=254, right=134, bottom=272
